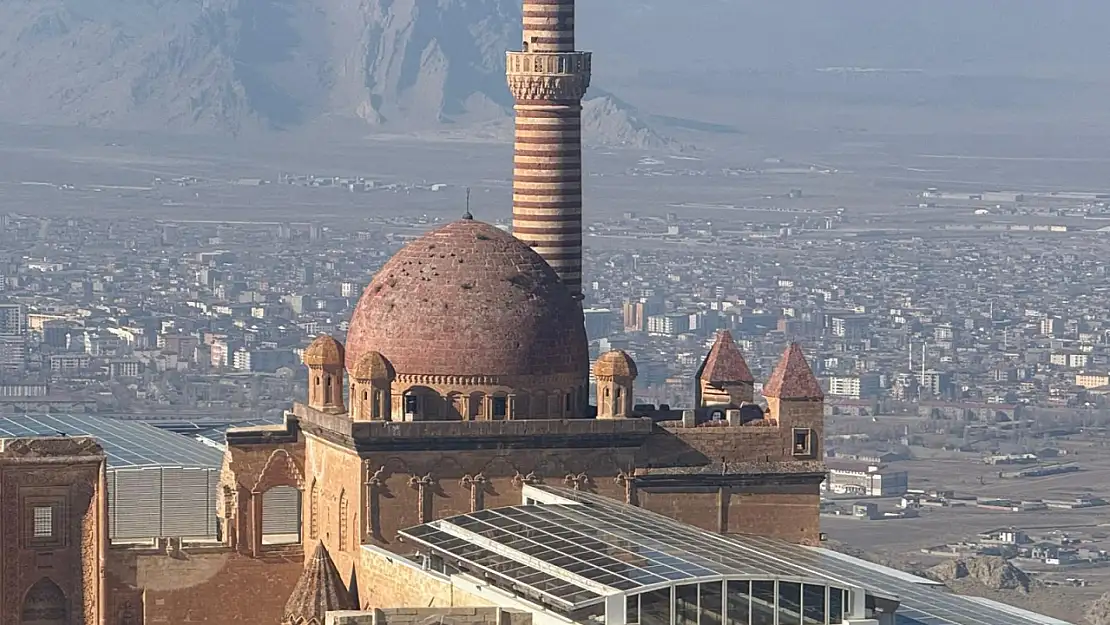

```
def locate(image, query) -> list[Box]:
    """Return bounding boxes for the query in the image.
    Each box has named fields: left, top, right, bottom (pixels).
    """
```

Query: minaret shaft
left=507, top=0, right=591, bottom=298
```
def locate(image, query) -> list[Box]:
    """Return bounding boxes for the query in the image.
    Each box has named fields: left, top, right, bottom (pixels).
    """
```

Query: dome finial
left=463, top=187, right=473, bottom=220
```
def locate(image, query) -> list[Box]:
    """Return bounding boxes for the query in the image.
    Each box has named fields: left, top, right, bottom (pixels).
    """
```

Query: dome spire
left=462, top=187, right=473, bottom=220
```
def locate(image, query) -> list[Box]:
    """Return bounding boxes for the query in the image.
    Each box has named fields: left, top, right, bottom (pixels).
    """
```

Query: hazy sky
left=580, top=1, right=1110, bottom=79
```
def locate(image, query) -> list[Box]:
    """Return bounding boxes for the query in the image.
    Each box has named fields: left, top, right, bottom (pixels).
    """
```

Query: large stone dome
left=345, top=219, right=588, bottom=380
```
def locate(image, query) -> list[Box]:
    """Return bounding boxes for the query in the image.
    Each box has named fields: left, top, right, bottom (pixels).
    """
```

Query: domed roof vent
left=302, top=335, right=344, bottom=368
left=350, top=351, right=395, bottom=381
left=594, top=350, right=637, bottom=379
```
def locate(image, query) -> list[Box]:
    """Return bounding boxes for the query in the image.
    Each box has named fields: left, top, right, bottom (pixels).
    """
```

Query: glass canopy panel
left=398, top=522, right=602, bottom=609
left=402, top=486, right=1063, bottom=624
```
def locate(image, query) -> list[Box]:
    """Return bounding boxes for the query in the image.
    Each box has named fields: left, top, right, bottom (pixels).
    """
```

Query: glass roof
left=399, top=485, right=1069, bottom=625
left=0, top=414, right=224, bottom=468
left=401, top=494, right=867, bottom=611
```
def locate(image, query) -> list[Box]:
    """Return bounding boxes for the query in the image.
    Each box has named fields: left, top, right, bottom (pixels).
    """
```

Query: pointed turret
left=695, top=330, right=755, bottom=407
left=282, top=543, right=357, bottom=625
left=763, top=342, right=823, bottom=401
left=762, top=343, right=824, bottom=460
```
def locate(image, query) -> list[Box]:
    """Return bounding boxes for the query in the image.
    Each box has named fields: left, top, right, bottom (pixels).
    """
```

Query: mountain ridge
left=0, top=0, right=678, bottom=148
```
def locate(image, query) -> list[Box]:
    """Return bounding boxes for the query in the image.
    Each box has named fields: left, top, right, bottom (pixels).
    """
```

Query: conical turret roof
left=283, top=543, right=357, bottom=625
left=762, top=343, right=823, bottom=400
left=697, top=330, right=754, bottom=384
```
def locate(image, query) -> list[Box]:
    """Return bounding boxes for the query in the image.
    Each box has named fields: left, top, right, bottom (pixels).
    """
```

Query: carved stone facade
left=505, top=70, right=591, bottom=102
left=0, top=437, right=106, bottom=625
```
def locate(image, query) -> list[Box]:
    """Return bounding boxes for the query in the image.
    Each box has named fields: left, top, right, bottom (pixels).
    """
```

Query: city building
left=0, top=334, right=26, bottom=374
left=583, top=307, right=614, bottom=340
left=647, top=313, right=691, bottom=336
left=1076, top=372, right=1110, bottom=389
left=827, top=374, right=881, bottom=399
left=0, top=302, right=26, bottom=335
left=824, top=462, right=910, bottom=498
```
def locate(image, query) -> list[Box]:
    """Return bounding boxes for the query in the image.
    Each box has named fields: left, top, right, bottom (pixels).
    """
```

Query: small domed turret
left=349, top=352, right=395, bottom=421
left=350, top=351, right=394, bottom=382
left=302, top=335, right=345, bottom=368
left=303, top=335, right=346, bottom=414
left=594, top=350, right=637, bottom=419
left=593, top=350, right=638, bottom=379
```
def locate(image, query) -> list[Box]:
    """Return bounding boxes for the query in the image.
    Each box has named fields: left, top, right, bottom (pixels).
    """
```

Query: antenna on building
left=463, top=187, right=473, bottom=220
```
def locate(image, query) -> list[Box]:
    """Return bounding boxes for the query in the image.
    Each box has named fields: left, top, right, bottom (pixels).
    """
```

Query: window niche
left=22, top=494, right=66, bottom=549
left=792, top=428, right=815, bottom=457
left=491, top=396, right=508, bottom=419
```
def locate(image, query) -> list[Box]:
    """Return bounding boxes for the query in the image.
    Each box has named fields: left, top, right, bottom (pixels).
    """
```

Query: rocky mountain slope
left=0, top=0, right=518, bottom=131
left=0, top=0, right=673, bottom=147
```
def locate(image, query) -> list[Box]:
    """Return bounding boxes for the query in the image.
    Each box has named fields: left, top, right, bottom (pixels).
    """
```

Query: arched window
left=22, top=577, right=67, bottom=625
left=338, top=490, right=349, bottom=551
left=309, top=480, right=319, bottom=540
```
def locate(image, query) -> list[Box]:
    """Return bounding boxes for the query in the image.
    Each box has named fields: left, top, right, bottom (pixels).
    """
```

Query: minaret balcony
left=506, top=51, right=592, bottom=77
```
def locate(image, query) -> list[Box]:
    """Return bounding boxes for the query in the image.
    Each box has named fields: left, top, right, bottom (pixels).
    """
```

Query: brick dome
left=345, top=220, right=588, bottom=379
left=302, top=335, right=344, bottom=367
left=594, top=350, right=637, bottom=379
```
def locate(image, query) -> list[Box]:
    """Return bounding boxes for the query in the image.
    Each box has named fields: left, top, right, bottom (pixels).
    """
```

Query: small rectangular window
left=492, top=396, right=508, bottom=418
left=33, top=506, right=53, bottom=538
left=793, top=428, right=813, bottom=456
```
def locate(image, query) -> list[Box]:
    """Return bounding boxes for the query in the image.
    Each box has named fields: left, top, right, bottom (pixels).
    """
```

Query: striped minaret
left=506, top=0, right=591, bottom=299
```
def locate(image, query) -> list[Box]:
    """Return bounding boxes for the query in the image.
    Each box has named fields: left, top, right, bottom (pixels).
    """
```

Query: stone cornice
left=0, top=436, right=104, bottom=462
left=393, top=372, right=582, bottom=389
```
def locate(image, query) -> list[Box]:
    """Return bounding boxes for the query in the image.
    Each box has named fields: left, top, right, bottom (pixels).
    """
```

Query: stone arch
left=480, top=456, right=520, bottom=478
left=252, top=448, right=304, bottom=493
left=468, top=391, right=486, bottom=420
left=21, top=577, right=67, bottom=624
left=309, top=479, right=319, bottom=540
left=381, top=456, right=413, bottom=477
left=489, top=391, right=510, bottom=420
left=338, top=489, right=349, bottom=551
left=445, top=391, right=465, bottom=421
left=402, top=386, right=441, bottom=420
left=435, top=456, right=465, bottom=479
left=532, top=456, right=568, bottom=478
